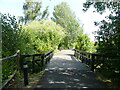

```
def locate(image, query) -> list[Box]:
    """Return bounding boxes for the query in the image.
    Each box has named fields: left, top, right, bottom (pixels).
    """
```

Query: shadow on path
left=35, top=50, right=108, bottom=88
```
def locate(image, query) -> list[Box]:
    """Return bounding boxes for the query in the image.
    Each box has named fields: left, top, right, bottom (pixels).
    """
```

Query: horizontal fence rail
left=74, top=49, right=120, bottom=86
left=2, top=54, right=17, bottom=62
left=20, top=50, right=54, bottom=86
left=1, top=49, right=54, bottom=89
left=1, top=50, right=20, bottom=89
left=74, top=49, right=115, bottom=72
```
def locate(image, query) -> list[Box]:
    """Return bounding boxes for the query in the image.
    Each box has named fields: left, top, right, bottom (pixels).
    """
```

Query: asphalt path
left=35, top=50, right=108, bottom=88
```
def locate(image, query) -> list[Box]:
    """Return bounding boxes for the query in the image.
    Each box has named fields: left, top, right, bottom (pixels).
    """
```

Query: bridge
left=1, top=49, right=110, bottom=89
left=35, top=50, right=107, bottom=88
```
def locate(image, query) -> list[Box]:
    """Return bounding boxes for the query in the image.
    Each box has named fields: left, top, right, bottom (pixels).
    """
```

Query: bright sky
left=0, top=0, right=109, bottom=41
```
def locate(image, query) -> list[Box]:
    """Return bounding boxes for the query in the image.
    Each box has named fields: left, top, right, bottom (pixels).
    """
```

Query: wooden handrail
left=1, top=49, right=54, bottom=88
left=74, top=49, right=115, bottom=58
left=21, top=53, right=42, bottom=57
left=2, top=70, right=17, bottom=89
left=0, top=50, right=54, bottom=89
left=2, top=50, right=20, bottom=62
left=44, top=50, right=54, bottom=56
left=21, top=49, right=54, bottom=86
left=74, top=49, right=106, bottom=72
left=1, top=50, right=20, bottom=89
left=74, top=49, right=118, bottom=72
left=74, top=49, right=104, bottom=56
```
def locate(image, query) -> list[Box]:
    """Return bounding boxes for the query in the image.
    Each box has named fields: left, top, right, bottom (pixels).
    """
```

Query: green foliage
left=1, top=13, right=23, bottom=83
left=19, top=0, right=49, bottom=24
left=1, top=13, right=64, bottom=84
left=2, top=58, right=16, bottom=83
left=83, top=1, right=120, bottom=58
left=75, top=34, right=95, bottom=52
left=1, top=2, right=96, bottom=86
left=22, top=20, right=65, bottom=53
left=83, top=2, right=120, bottom=56
left=52, top=2, right=83, bottom=49
left=83, top=1, right=120, bottom=86
left=1, top=13, right=22, bottom=57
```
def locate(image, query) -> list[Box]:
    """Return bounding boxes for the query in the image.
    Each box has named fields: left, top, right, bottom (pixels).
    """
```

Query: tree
left=83, top=2, right=120, bottom=57
left=1, top=13, right=23, bottom=81
left=52, top=2, right=82, bottom=48
left=75, top=33, right=94, bottom=52
left=19, top=0, right=49, bottom=24
left=22, top=19, right=65, bottom=53
left=1, top=13, right=22, bottom=57
left=83, top=1, right=120, bottom=86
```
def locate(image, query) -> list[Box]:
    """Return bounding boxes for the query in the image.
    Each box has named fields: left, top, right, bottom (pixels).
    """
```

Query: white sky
left=0, top=0, right=110, bottom=41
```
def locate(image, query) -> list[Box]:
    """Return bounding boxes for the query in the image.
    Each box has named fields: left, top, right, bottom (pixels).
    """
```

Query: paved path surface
left=35, top=50, right=107, bottom=88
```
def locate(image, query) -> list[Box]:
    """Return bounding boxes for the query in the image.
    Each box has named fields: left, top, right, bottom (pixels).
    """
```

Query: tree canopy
left=22, top=20, right=65, bottom=53
left=83, top=1, right=120, bottom=86
left=83, top=2, right=120, bottom=57
left=1, top=1, right=96, bottom=87
left=1, top=13, right=22, bottom=57
left=19, top=0, right=49, bottom=24
left=52, top=2, right=83, bottom=49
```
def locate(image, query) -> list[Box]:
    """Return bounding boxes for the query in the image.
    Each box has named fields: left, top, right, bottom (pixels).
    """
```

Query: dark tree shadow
left=36, top=56, right=108, bottom=88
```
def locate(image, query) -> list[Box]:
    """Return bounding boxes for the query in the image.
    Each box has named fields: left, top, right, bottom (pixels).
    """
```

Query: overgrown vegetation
left=52, top=2, right=89, bottom=49
left=1, top=1, right=95, bottom=88
left=1, top=13, right=22, bottom=57
left=83, top=1, right=120, bottom=88
left=75, top=33, right=95, bottom=52
left=21, top=20, right=65, bottom=54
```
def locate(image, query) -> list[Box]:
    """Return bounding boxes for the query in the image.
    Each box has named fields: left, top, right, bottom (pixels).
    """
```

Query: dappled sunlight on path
left=35, top=50, right=107, bottom=88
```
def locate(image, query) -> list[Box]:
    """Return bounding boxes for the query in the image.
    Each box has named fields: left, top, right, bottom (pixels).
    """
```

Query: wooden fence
left=1, top=50, right=20, bottom=89
left=74, top=49, right=112, bottom=72
left=74, top=49, right=120, bottom=86
left=20, top=50, right=54, bottom=86
left=1, top=50, right=54, bottom=89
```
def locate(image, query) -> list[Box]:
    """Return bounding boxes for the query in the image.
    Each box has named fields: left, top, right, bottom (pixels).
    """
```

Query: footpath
left=35, top=50, right=107, bottom=88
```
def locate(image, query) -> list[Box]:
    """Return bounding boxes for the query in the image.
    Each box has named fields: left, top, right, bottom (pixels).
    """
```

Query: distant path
left=35, top=50, right=107, bottom=88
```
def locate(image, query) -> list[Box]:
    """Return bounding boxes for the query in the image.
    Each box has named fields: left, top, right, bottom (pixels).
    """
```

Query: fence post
left=16, top=50, right=20, bottom=73
left=81, top=53, right=83, bottom=63
left=85, top=54, right=87, bottom=64
left=74, top=49, right=76, bottom=57
left=91, top=54, right=95, bottom=72
left=51, top=51, right=54, bottom=59
left=88, top=54, right=90, bottom=66
left=41, top=54, right=44, bottom=69
left=23, top=62, right=28, bottom=86
left=32, top=55, right=35, bottom=73
left=19, top=55, right=24, bottom=74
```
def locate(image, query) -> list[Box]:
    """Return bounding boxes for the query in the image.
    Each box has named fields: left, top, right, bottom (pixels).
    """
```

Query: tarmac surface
left=35, top=50, right=108, bottom=88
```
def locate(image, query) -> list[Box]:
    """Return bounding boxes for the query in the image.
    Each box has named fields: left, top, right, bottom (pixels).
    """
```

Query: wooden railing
left=74, top=49, right=112, bottom=72
left=1, top=50, right=20, bottom=89
left=74, top=49, right=120, bottom=86
left=1, top=50, right=54, bottom=89
left=20, top=50, right=54, bottom=86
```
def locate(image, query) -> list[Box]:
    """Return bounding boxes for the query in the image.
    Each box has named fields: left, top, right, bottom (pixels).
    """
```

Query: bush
left=22, top=20, right=65, bottom=54
left=1, top=13, right=23, bottom=82
left=1, top=13, right=22, bottom=57
left=75, top=34, right=95, bottom=52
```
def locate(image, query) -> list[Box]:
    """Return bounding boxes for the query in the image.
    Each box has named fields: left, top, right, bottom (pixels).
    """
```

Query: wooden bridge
left=1, top=49, right=111, bottom=89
